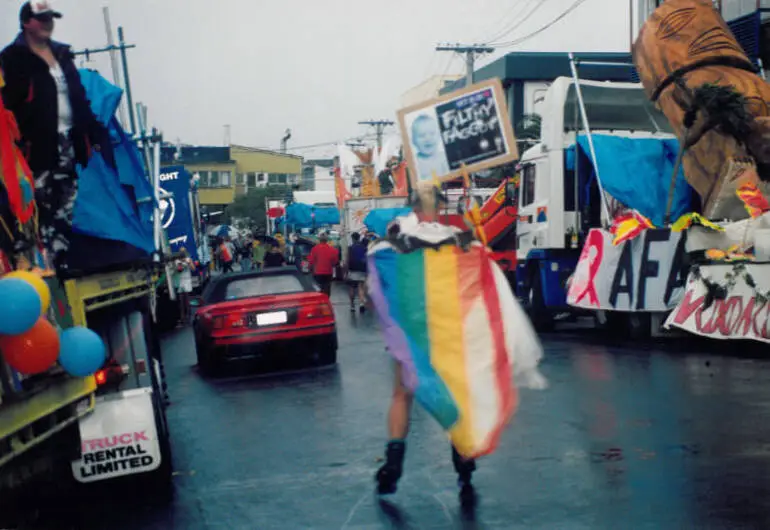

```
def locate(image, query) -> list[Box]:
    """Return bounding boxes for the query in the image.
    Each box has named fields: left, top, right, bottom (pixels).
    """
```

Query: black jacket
left=0, top=33, right=107, bottom=172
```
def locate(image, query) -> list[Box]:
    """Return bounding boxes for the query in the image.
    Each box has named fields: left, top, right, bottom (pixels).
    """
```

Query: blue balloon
left=0, top=278, right=42, bottom=335
left=58, top=327, right=107, bottom=377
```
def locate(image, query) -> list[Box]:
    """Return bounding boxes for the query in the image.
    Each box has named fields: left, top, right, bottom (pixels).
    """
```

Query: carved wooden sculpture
left=633, top=0, right=770, bottom=221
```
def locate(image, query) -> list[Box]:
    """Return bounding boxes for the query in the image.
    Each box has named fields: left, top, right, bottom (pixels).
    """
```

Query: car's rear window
left=224, top=275, right=305, bottom=300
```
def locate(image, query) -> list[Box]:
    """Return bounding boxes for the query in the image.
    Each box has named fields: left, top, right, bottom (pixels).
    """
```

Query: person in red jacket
left=308, top=232, right=339, bottom=297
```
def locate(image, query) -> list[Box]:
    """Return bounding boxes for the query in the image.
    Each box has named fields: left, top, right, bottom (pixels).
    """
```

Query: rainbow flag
left=368, top=218, right=546, bottom=459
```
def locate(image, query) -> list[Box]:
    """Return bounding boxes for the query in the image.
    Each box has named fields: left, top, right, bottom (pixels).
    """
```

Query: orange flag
left=334, top=167, right=352, bottom=209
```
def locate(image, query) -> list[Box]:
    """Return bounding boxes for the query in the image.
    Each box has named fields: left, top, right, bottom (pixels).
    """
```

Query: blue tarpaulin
left=364, top=208, right=412, bottom=237
left=573, top=135, right=694, bottom=227
left=284, top=203, right=340, bottom=228
left=73, top=70, right=155, bottom=255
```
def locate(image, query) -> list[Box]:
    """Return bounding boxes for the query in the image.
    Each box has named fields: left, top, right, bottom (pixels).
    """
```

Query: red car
left=193, top=267, right=337, bottom=374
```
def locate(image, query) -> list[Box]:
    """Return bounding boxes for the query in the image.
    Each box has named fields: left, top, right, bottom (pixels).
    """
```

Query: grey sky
left=1, top=0, right=631, bottom=158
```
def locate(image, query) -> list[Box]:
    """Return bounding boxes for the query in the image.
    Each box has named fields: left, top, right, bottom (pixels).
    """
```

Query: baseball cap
left=20, top=1, right=63, bottom=23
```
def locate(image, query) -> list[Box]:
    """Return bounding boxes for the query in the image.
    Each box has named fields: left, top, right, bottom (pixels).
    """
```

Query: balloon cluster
left=0, top=271, right=106, bottom=376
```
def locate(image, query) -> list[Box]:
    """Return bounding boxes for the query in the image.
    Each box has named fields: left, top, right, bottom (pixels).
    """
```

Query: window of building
left=268, top=173, right=287, bottom=185
left=198, top=171, right=210, bottom=187
left=247, top=173, right=257, bottom=186
left=257, top=173, right=265, bottom=182
left=236, top=173, right=245, bottom=185
left=221, top=171, right=231, bottom=187
left=210, top=171, right=220, bottom=187
left=521, top=165, right=536, bottom=207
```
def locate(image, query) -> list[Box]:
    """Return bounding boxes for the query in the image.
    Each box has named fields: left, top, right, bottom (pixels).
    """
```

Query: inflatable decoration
left=0, top=318, right=60, bottom=375
left=4, top=270, right=51, bottom=314
left=0, top=277, right=42, bottom=334
left=58, top=327, right=106, bottom=377
left=633, top=0, right=770, bottom=221
left=367, top=214, right=547, bottom=459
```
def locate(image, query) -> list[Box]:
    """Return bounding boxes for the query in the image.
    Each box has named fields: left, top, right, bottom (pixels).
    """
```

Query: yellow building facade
left=230, top=146, right=303, bottom=196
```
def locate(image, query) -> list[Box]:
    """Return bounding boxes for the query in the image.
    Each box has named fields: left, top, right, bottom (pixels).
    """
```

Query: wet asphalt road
left=90, top=285, right=770, bottom=529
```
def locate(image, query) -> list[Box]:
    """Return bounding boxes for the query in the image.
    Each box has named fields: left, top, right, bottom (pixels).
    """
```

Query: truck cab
left=515, top=75, right=675, bottom=327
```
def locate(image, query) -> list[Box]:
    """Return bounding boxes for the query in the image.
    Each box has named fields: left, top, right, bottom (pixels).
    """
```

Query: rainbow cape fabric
left=368, top=215, right=546, bottom=459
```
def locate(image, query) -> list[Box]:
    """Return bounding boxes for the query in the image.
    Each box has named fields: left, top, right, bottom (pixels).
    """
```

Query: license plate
left=254, top=311, right=288, bottom=326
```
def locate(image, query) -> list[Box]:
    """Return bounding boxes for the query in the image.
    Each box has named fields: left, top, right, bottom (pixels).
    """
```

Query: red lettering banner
left=666, top=264, right=770, bottom=344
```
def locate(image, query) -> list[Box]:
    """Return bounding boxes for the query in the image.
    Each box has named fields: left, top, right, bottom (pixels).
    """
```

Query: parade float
left=0, top=68, right=172, bottom=523
left=514, top=0, right=770, bottom=343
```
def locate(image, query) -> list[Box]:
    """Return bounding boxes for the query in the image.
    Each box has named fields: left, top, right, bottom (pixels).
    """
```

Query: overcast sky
left=1, top=0, right=631, bottom=158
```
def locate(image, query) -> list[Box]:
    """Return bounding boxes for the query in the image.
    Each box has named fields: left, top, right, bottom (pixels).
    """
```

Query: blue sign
left=159, top=166, right=198, bottom=262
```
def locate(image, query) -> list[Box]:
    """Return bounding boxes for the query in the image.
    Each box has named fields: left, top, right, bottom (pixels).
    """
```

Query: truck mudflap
left=71, top=387, right=161, bottom=483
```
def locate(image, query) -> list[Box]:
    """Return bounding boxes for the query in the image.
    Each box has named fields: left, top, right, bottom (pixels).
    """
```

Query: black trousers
left=314, top=274, right=333, bottom=297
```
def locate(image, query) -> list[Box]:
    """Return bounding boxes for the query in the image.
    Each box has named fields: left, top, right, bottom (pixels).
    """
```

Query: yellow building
left=230, top=145, right=303, bottom=196
left=162, top=145, right=303, bottom=220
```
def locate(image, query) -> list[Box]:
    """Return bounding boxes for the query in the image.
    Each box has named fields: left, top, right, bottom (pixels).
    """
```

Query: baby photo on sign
left=436, top=88, right=506, bottom=170
left=404, top=109, right=451, bottom=182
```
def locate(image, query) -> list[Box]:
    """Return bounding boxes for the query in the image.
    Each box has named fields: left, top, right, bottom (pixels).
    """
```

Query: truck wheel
left=627, top=313, right=652, bottom=341
left=529, top=270, right=554, bottom=331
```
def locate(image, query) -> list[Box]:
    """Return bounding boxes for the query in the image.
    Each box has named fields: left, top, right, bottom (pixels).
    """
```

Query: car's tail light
left=302, top=303, right=333, bottom=319
left=211, top=313, right=246, bottom=329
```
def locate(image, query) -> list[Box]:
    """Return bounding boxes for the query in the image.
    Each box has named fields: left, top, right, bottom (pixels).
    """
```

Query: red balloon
left=0, top=318, right=60, bottom=375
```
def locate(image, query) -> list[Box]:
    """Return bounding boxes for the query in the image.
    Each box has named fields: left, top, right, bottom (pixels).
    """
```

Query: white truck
left=514, top=61, right=770, bottom=343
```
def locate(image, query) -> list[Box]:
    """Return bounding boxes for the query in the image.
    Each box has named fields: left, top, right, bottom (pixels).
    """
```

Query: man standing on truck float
left=1, top=1, right=111, bottom=271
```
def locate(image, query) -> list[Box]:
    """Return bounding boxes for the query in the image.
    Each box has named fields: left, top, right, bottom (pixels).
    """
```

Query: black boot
left=452, top=446, right=477, bottom=506
left=376, top=440, right=406, bottom=495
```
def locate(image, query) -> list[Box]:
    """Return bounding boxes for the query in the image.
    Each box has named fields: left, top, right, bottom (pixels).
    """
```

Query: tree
left=224, top=185, right=292, bottom=231
left=516, top=113, right=542, bottom=152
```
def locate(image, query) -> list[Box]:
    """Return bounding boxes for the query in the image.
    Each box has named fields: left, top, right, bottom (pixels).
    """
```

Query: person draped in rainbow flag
left=369, top=192, right=547, bottom=505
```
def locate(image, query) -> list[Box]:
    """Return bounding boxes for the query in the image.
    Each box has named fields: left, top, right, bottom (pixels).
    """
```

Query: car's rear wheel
left=195, top=339, right=217, bottom=375
left=316, top=334, right=338, bottom=366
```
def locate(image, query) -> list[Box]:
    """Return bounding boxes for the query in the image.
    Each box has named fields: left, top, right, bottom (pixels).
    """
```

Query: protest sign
left=397, top=79, right=517, bottom=189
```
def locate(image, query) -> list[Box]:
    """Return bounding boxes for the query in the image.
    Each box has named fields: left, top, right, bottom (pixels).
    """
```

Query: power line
left=473, top=0, right=531, bottom=44
left=485, top=0, right=547, bottom=45
left=490, top=0, right=591, bottom=48
left=282, top=133, right=378, bottom=152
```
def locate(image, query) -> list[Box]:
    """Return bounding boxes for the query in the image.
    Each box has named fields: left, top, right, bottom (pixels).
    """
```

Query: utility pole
left=102, top=7, right=128, bottom=129
left=358, top=120, right=394, bottom=150
left=435, top=44, right=494, bottom=86
left=117, top=27, right=136, bottom=136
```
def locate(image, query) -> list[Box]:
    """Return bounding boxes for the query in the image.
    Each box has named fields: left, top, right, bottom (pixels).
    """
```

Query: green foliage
left=223, top=185, right=292, bottom=229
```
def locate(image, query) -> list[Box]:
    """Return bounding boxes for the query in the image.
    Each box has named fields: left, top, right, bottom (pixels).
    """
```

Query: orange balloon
left=0, top=318, right=60, bottom=375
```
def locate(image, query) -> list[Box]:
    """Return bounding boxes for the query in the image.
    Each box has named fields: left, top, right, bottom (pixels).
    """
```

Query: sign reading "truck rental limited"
left=72, top=388, right=161, bottom=483
left=567, top=228, right=688, bottom=312
left=666, top=264, right=770, bottom=343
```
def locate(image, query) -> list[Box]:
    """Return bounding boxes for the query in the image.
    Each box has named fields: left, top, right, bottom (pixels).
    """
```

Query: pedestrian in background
left=263, top=244, right=286, bottom=268
left=346, top=232, right=368, bottom=313
left=308, top=232, right=339, bottom=298
left=240, top=237, right=253, bottom=271
left=252, top=238, right=266, bottom=271
left=219, top=237, right=234, bottom=273
left=175, top=247, right=194, bottom=325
